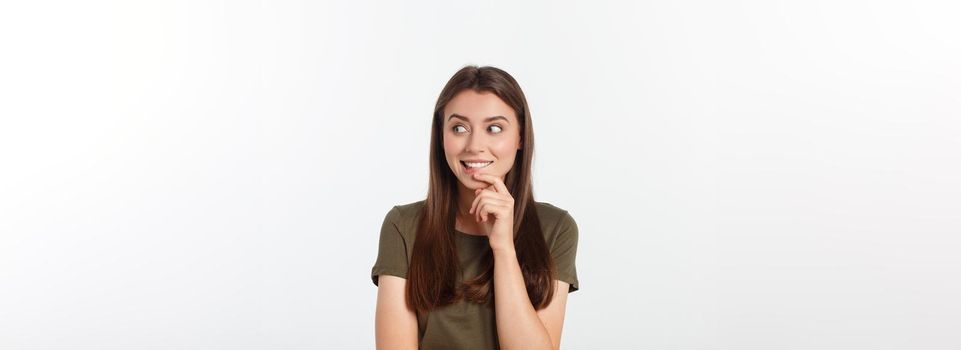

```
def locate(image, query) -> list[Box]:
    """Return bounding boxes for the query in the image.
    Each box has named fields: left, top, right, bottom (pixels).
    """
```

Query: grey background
left=1, top=0, right=959, bottom=349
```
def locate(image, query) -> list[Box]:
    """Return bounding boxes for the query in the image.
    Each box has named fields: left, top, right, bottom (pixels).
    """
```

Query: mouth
left=461, top=160, right=493, bottom=170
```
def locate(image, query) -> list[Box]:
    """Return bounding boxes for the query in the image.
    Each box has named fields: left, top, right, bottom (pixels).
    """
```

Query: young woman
left=371, top=65, right=580, bottom=350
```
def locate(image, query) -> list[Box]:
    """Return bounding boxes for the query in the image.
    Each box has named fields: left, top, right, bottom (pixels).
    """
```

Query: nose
left=465, top=130, right=486, bottom=153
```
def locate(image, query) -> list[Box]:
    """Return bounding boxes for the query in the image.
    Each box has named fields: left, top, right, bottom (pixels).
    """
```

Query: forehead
left=444, top=90, right=517, bottom=123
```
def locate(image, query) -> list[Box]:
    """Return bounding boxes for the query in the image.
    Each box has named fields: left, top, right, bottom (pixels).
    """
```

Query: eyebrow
left=447, top=113, right=511, bottom=124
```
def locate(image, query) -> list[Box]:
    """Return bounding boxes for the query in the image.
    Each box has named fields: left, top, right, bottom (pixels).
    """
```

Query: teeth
left=464, top=161, right=493, bottom=168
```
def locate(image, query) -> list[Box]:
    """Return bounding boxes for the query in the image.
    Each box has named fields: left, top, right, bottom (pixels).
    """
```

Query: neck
left=455, top=183, right=476, bottom=219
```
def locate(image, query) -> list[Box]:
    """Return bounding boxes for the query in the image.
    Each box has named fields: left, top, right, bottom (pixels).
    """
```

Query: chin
left=461, top=178, right=485, bottom=189
left=459, top=173, right=505, bottom=189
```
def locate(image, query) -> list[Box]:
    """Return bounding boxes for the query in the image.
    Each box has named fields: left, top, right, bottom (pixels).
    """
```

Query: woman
left=371, top=65, right=579, bottom=350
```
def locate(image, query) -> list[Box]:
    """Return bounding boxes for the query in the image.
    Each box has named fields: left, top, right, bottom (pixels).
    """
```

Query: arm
left=493, top=247, right=569, bottom=350
left=536, top=280, right=570, bottom=349
left=375, top=275, right=418, bottom=350
left=468, top=173, right=571, bottom=350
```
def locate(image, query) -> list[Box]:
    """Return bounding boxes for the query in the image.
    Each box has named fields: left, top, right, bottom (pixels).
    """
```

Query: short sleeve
left=553, top=211, right=580, bottom=293
left=371, top=207, right=410, bottom=286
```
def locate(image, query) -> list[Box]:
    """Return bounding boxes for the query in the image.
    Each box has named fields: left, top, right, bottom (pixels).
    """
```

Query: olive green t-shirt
left=371, top=200, right=579, bottom=350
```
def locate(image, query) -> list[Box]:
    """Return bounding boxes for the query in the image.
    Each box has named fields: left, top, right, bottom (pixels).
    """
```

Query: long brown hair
left=406, top=65, right=556, bottom=314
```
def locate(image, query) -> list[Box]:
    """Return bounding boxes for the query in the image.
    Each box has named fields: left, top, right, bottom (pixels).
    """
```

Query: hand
left=468, top=173, right=515, bottom=251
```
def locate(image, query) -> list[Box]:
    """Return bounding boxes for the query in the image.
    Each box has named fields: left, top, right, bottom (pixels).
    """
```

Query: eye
left=452, top=125, right=468, bottom=133
left=488, top=125, right=503, bottom=133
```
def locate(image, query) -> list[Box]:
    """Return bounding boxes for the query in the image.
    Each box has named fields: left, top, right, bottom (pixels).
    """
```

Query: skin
left=375, top=89, right=570, bottom=350
left=442, top=89, right=521, bottom=247
left=442, top=90, right=569, bottom=350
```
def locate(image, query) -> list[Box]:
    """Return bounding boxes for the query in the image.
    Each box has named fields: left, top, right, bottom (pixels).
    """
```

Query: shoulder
left=383, top=200, right=425, bottom=240
left=532, top=201, right=575, bottom=226
left=532, top=201, right=570, bottom=220
left=389, top=199, right=425, bottom=220
left=531, top=201, right=577, bottom=240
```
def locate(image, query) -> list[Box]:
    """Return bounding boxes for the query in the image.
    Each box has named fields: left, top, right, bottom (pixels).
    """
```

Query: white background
left=1, top=0, right=959, bottom=349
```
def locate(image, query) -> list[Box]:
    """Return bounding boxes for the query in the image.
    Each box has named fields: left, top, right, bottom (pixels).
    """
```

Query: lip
left=460, top=160, right=493, bottom=175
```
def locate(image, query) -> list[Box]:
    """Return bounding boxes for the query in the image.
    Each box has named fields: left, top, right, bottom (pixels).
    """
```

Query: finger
left=471, top=188, right=499, bottom=216
left=470, top=188, right=483, bottom=214
left=474, top=195, right=504, bottom=214
left=472, top=173, right=510, bottom=194
left=476, top=200, right=508, bottom=223
left=482, top=202, right=509, bottom=222
left=475, top=193, right=489, bottom=223
left=475, top=202, right=482, bottom=222
left=478, top=202, right=490, bottom=222
left=475, top=201, right=487, bottom=223
left=476, top=198, right=482, bottom=223
left=474, top=190, right=490, bottom=222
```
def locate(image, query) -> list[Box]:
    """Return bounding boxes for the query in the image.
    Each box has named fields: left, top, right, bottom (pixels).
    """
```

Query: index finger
left=472, top=173, right=509, bottom=194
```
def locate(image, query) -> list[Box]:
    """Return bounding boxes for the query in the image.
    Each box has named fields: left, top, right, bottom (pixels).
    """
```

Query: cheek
left=442, top=136, right=459, bottom=155
left=490, top=139, right=518, bottom=162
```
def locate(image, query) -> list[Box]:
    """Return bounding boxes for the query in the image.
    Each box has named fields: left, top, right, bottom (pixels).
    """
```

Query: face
left=442, top=89, right=522, bottom=191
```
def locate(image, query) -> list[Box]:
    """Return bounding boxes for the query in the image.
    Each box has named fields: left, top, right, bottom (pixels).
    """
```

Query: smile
left=461, top=161, right=493, bottom=169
